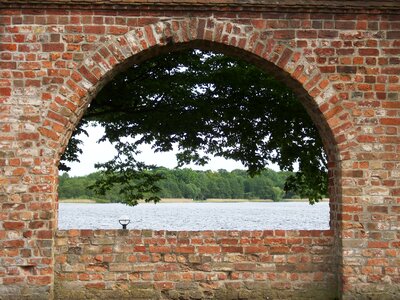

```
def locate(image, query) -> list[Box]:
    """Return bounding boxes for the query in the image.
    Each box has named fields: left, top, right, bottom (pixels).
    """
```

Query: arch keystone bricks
left=0, top=1, right=399, bottom=299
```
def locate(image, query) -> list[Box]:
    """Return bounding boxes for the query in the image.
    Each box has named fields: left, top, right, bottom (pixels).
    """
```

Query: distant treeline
left=58, top=168, right=298, bottom=202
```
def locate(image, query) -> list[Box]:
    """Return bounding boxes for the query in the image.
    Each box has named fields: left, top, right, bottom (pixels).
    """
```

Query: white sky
left=61, top=125, right=281, bottom=177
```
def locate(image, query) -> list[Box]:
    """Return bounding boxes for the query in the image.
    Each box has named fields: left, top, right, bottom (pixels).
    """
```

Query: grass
left=59, top=198, right=113, bottom=204
left=59, top=199, right=97, bottom=203
left=59, top=197, right=327, bottom=204
left=197, top=198, right=273, bottom=203
left=139, top=198, right=193, bottom=203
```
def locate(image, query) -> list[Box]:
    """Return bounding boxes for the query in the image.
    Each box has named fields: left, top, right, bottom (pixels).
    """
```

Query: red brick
left=108, top=26, right=128, bottom=35
left=17, top=133, right=39, bottom=140
left=234, top=263, right=257, bottom=271
left=78, top=65, right=98, bottom=85
left=38, top=127, right=59, bottom=141
left=149, top=246, right=170, bottom=253
left=380, top=118, right=400, bottom=125
left=154, top=282, right=174, bottom=290
left=27, top=276, right=52, bottom=285
left=273, top=30, right=295, bottom=39
left=3, top=277, right=24, bottom=285
left=3, top=240, right=24, bottom=248
left=387, top=31, right=400, bottom=39
left=368, top=241, right=389, bottom=248
left=0, top=87, right=11, bottom=96
left=335, top=21, right=355, bottom=30
left=3, top=222, right=25, bottom=230
left=198, top=246, right=220, bottom=254
left=42, top=43, right=64, bottom=52
left=244, top=246, right=268, bottom=253
left=318, top=30, right=338, bottom=38
left=84, top=26, right=105, bottom=34
left=359, top=48, right=379, bottom=56
left=221, top=246, right=243, bottom=253
left=270, top=246, right=290, bottom=254
left=85, top=282, right=106, bottom=289
left=174, top=246, right=194, bottom=254
left=37, top=230, right=53, bottom=239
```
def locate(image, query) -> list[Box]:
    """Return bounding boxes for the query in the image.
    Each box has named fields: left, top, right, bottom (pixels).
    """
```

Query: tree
left=58, top=168, right=295, bottom=201
left=60, top=49, right=327, bottom=205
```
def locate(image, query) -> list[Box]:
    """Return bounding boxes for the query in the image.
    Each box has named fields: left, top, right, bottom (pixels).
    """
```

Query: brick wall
left=54, top=229, right=336, bottom=299
left=0, top=1, right=399, bottom=298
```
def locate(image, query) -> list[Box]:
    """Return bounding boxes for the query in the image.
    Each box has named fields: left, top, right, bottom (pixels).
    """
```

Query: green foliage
left=88, top=142, right=162, bottom=206
left=60, top=49, right=327, bottom=205
left=59, top=125, right=88, bottom=172
left=58, top=172, right=97, bottom=199
left=58, top=168, right=292, bottom=202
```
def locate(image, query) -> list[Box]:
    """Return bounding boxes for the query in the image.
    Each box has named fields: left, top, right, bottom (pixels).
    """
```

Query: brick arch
left=47, top=19, right=346, bottom=234
left=45, top=18, right=345, bottom=167
left=44, top=19, right=346, bottom=297
left=44, top=18, right=346, bottom=237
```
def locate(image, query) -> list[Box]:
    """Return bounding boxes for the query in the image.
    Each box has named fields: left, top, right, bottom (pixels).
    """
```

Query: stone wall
left=54, top=229, right=336, bottom=299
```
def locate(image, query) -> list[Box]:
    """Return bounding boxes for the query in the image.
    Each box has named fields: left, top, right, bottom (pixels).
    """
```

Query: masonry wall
left=54, top=229, right=336, bottom=300
left=0, top=1, right=400, bottom=299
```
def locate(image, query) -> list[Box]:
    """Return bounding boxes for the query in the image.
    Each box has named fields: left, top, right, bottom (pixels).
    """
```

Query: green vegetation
left=60, top=50, right=327, bottom=206
left=59, top=168, right=297, bottom=203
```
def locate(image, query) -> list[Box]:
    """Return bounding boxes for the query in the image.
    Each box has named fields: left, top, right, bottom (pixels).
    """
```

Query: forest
left=58, top=168, right=297, bottom=202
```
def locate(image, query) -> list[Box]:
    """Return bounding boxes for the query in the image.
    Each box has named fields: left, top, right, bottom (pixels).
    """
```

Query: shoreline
left=59, top=198, right=329, bottom=204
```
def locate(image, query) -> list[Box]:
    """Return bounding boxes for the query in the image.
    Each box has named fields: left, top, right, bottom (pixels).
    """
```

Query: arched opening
left=57, top=47, right=332, bottom=231
left=51, top=20, right=342, bottom=298
left=54, top=40, right=335, bottom=230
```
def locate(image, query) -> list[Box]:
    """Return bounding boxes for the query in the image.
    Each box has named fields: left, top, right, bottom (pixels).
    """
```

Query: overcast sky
left=61, top=125, right=283, bottom=177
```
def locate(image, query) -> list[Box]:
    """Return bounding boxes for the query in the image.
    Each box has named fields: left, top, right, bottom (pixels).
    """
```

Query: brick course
left=0, top=1, right=399, bottom=299
left=54, top=229, right=336, bottom=299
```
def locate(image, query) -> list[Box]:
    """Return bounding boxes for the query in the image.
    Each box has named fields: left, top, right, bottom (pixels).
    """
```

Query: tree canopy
left=60, top=49, right=327, bottom=205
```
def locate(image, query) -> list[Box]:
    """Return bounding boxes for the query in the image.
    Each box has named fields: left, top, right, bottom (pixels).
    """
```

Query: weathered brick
left=85, top=282, right=106, bottom=289
left=42, top=43, right=65, bottom=52
left=3, top=222, right=25, bottom=230
left=174, top=246, right=195, bottom=254
left=1, top=3, right=399, bottom=300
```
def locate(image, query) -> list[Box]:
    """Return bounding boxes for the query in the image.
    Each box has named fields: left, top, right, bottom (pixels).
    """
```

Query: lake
left=58, top=202, right=330, bottom=230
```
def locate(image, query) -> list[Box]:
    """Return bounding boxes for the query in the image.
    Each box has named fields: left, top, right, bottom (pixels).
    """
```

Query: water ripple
left=58, top=202, right=330, bottom=231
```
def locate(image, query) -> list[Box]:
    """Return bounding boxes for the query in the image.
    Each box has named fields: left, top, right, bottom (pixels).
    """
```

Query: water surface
left=58, top=202, right=329, bottom=230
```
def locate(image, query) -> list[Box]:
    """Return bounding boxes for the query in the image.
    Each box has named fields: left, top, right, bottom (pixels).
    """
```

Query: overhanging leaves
left=61, top=50, right=328, bottom=205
